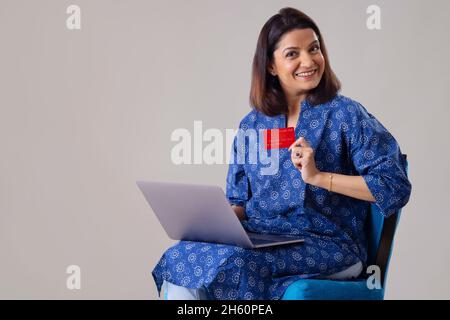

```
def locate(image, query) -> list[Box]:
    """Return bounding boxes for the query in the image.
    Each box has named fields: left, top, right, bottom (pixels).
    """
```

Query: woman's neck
left=286, top=92, right=307, bottom=115
left=288, top=103, right=301, bottom=116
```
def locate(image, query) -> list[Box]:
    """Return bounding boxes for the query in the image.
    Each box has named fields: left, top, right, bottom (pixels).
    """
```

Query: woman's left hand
left=288, top=137, right=320, bottom=184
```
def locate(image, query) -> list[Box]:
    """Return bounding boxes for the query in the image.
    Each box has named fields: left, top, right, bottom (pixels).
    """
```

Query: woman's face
left=269, top=28, right=325, bottom=100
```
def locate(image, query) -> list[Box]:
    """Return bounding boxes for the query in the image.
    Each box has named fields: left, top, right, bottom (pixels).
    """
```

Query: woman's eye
left=286, top=51, right=297, bottom=58
left=286, top=46, right=319, bottom=58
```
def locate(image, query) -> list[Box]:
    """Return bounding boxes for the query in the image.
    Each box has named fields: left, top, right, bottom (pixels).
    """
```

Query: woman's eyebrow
left=282, top=40, right=319, bottom=53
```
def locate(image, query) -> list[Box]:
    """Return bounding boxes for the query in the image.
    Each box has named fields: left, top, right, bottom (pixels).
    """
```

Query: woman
left=153, top=7, right=411, bottom=300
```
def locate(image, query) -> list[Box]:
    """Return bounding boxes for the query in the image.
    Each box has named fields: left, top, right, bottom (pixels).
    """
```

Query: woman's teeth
left=295, top=69, right=316, bottom=77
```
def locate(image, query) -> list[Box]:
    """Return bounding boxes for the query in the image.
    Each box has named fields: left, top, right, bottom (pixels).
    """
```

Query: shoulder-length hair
left=250, top=7, right=341, bottom=116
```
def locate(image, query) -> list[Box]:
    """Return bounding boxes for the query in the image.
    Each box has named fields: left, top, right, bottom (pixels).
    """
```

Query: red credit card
left=263, top=127, right=296, bottom=150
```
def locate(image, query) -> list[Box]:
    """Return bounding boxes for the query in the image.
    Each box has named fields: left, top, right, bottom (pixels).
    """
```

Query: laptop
left=136, top=180, right=304, bottom=249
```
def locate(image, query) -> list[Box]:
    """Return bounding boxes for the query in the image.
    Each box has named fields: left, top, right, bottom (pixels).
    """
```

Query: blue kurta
left=152, top=94, right=411, bottom=300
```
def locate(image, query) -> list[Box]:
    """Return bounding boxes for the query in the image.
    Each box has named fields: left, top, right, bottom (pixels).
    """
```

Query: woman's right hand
left=231, top=205, right=247, bottom=221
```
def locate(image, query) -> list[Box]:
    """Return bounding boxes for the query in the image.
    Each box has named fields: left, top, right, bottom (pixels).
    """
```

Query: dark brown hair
left=249, top=7, right=341, bottom=116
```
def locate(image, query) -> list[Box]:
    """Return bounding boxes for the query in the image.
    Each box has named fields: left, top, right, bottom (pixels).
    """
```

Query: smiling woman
left=153, top=7, right=411, bottom=301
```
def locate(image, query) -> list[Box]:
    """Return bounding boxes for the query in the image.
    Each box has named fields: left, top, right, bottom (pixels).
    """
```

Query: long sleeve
left=348, top=103, right=412, bottom=217
left=225, top=127, right=252, bottom=207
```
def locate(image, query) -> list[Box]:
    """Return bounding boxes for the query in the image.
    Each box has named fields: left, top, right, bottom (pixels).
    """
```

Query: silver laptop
left=136, top=180, right=304, bottom=249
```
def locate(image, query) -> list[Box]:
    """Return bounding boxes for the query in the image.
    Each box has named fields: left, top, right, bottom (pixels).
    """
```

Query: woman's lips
left=295, top=69, right=317, bottom=80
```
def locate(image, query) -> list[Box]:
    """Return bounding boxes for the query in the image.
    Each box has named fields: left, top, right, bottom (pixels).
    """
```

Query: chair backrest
left=364, top=154, right=408, bottom=288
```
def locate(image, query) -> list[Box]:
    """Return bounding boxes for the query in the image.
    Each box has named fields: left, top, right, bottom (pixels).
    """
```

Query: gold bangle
left=329, top=173, right=333, bottom=192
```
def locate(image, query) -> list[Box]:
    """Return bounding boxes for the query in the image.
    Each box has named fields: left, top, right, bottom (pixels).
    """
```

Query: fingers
left=288, top=139, right=299, bottom=151
left=291, top=148, right=312, bottom=162
left=290, top=137, right=314, bottom=171
left=288, top=137, right=310, bottom=151
left=291, top=147, right=302, bottom=159
left=298, top=137, right=310, bottom=148
left=291, top=156, right=302, bottom=170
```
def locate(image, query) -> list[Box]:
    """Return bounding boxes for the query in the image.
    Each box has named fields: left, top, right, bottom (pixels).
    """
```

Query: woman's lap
left=154, top=238, right=361, bottom=300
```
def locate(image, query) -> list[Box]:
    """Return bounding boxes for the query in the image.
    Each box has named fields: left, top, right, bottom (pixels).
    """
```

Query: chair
left=282, top=156, right=408, bottom=300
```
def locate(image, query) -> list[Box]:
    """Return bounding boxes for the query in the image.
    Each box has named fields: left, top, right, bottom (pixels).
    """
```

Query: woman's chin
left=298, top=82, right=320, bottom=91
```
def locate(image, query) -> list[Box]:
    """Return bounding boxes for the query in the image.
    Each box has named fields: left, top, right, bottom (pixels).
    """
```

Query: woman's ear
left=267, top=60, right=277, bottom=76
left=268, top=66, right=277, bottom=76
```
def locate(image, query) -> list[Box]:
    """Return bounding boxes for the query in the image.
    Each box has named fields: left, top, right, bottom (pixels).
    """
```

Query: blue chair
left=282, top=156, right=408, bottom=300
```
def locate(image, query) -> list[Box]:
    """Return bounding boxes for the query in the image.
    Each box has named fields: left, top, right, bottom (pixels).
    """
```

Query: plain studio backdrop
left=1, top=0, right=449, bottom=299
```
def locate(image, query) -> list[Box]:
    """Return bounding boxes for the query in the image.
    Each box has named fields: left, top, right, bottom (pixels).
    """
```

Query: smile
left=295, top=69, right=317, bottom=78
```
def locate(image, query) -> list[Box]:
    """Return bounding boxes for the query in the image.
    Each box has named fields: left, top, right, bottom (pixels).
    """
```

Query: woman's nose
left=299, top=53, right=315, bottom=67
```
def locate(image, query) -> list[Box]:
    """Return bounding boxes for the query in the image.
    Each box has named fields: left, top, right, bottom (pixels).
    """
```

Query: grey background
left=1, top=0, right=449, bottom=299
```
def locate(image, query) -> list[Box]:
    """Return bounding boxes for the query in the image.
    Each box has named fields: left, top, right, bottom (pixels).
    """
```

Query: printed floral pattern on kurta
left=152, top=94, right=411, bottom=300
